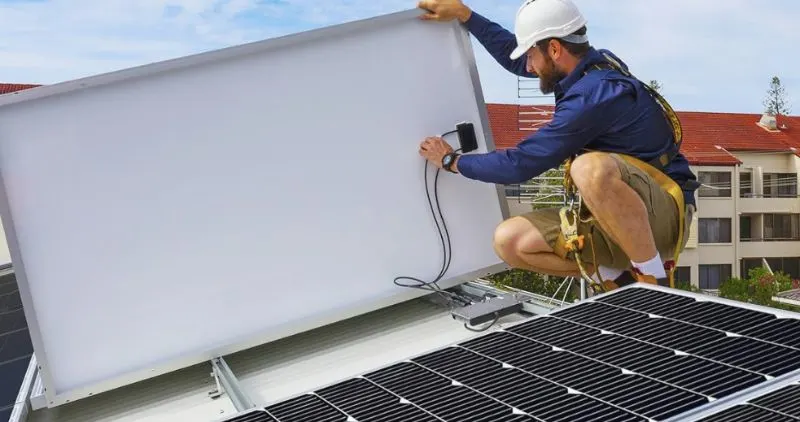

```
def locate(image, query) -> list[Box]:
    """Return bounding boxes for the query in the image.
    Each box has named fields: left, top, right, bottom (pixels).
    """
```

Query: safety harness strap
left=595, top=52, right=684, bottom=174
left=555, top=53, right=691, bottom=291
left=614, top=154, right=686, bottom=288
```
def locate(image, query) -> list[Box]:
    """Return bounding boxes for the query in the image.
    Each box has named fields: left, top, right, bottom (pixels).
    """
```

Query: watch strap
left=442, top=152, right=460, bottom=173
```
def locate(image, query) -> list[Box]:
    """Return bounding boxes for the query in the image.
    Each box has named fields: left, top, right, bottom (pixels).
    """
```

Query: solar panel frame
left=690, top=377, right=800, bottom=421
left=242, top=284, right=800, bottom=422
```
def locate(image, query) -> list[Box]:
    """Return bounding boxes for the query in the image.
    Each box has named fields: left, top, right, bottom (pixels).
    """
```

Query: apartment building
left=488, top=103, right=800, bottom=290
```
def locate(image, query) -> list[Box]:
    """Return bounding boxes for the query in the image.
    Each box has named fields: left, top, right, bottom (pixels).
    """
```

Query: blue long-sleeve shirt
left=456, top=12, right=699, bottom=207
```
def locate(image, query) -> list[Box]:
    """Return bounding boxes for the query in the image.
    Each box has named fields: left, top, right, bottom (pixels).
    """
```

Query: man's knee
left=570, top=152, right=620, bottom=192
left=492, top=216, right=550, bottom=262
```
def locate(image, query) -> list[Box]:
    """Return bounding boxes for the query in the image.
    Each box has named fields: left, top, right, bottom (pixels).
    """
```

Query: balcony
left=739, top=236, right=800, bottom=258
left=739, top=195, right=800, bottom=214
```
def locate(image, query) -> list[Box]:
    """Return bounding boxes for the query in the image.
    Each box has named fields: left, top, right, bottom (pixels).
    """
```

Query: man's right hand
left=417, top=0, right=472, bottom=23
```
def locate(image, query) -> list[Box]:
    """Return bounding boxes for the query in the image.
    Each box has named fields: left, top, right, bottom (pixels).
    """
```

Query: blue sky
left=0, top=0, right=796, bottom=114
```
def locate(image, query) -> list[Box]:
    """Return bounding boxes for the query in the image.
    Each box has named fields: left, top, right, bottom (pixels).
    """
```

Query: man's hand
left=417, top=0, right=472, bottom=23
left=419, top=136, right=456, bottom=170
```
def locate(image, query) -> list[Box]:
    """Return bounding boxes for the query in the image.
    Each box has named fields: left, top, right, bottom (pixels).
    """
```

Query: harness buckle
left=558, top=207, right=584, bottom=254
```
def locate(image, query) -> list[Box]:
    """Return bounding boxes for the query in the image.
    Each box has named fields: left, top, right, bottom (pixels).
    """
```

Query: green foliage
left=674, top=279, right=701, bottom=293
left=648, top=80, right=663, bottom=93
left=487, top=268, right=577, bottom=302
left=763, top=76, right=791, bottom=116
left=718, top=266, right=800, bottom=312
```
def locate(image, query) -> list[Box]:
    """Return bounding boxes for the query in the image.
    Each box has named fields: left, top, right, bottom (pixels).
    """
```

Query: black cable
left=464, top=313, right=500, bottom=332
left=393, top=130, right=466, bottom=306
left=393, top=128, right=504, bottom=333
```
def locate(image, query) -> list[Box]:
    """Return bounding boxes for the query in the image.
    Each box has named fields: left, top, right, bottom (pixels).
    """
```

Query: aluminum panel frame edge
left=0, top=8, right=510, bottom=408
left=0, top=9, right=424, bottom=109
left=450, top=19, right=512, bottom=222
left=666, top=372, right=800, bottom=422
left=0, top=165, right=59, bottom=407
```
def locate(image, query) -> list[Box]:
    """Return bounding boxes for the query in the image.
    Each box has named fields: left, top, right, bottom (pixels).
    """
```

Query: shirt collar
left=553, top=47, right=605, bottom=99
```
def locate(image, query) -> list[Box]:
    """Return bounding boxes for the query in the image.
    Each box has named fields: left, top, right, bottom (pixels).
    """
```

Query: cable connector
left=456, top=122, right=478, bottom=153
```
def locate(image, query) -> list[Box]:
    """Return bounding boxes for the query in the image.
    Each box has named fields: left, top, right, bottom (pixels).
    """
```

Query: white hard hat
left=509, top=0, right=588, bottom=60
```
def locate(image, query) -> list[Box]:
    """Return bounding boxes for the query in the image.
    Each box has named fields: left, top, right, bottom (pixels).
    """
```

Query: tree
left=763, top=76, right=791, bottom=116
left=648, top=80, right=663, bottom=93
left=718, top=266, right=800, bottom=312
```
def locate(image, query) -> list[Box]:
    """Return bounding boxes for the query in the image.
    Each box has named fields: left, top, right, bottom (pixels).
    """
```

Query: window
left=699, top=264, right=731, bottom=289
left=697, top=171, right=731, bottom=197
left=763, top=173, right=798, bottom=198
left=740, top=216, right=752, bottom=241
left=505, top=185, right=521, bottom=197
left=740, top=172, right=753, bottom=197
left=699, top=218, right=732, bottom=243
left=741, top=258, right=764, bottom=278
left=741, top=257, right=800, bottom=279
left=766, top=257, right=800, bottom=279
left=764, top=214, right=800, bottom=241
left=674, top=266, right=691, bottom=285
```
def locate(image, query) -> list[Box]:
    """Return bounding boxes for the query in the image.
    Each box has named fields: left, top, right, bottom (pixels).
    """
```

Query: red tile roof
left=0, top=83, right=40, bottom=95
left=486, top=103, right=800, bottom=166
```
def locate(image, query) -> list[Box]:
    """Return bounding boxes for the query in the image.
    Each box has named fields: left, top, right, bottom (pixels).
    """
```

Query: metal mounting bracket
left=209, top=357, right=255, bottom=412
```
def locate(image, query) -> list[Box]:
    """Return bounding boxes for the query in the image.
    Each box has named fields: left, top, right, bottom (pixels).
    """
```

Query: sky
left=0, top=0, right=796, bottom=114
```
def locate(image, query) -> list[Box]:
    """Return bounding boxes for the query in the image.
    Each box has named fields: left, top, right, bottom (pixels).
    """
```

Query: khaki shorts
left=520, top=153, right=694, bottom=270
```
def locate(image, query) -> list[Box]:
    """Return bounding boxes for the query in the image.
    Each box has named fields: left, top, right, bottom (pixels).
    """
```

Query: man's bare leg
left=492, top=216, right=593, bottom=278
left=569, top=152, right=665, bottom=279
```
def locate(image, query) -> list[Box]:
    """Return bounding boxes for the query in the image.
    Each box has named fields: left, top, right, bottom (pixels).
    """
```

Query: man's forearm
left=460, top=11, right=532, bottom=77
left=456, top=151, right=546, bottom=185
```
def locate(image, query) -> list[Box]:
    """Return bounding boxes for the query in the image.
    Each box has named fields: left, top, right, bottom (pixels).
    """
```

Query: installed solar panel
left=695, top=381, right=800, bottom=421
left=228, top=285, right=800, bottom=422
left=222, top=409, right=277, bottom=422
left=0, top=268, right=34, bottom=419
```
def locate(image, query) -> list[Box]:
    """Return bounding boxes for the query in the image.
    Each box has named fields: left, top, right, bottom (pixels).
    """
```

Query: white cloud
left=0, top=0, right=796, bottom=114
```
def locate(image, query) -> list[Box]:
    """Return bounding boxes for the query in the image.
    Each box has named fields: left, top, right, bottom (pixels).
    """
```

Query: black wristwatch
left=442, top=152, right=460, bottom=173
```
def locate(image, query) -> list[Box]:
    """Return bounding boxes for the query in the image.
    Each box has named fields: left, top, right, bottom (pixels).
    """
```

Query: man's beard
left=538, top=54, right=567, bottom=94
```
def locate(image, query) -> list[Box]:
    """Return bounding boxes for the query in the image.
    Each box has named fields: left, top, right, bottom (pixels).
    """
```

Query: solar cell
left=221, top=409, right=277, bottom=422
left=0, top=269, right=34, bottom=420
left=696, top=381, right=800, bottom=421
left=267, top=393, right=350, bottom=421
left=232, top=285, right=800, bottom=422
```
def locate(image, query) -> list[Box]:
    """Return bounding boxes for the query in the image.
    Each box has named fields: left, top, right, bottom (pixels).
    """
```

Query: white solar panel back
left=0, top=9, right=509, bottom=406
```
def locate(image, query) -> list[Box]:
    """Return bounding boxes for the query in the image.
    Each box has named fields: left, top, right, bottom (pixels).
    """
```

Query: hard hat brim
left=509, top=42, right=531, bottom=60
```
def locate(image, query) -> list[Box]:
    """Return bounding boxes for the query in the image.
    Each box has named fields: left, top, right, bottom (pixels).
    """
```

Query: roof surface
left=776, top=289, right=800, bottom=303
left=0, top=84, right=40, bottom=95
left=486, top=103, right=800, bottom=166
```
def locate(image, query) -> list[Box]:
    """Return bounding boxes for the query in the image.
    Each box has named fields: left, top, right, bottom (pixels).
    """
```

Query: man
left=416, top=0, right=699, bottom=289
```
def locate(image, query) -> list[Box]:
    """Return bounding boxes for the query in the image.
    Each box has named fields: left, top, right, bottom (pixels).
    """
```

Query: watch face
left=443, top=155, right=452, bottom=165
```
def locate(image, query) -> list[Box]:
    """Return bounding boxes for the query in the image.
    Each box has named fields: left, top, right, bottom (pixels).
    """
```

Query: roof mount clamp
left=209, top=357, right=256, bottom=412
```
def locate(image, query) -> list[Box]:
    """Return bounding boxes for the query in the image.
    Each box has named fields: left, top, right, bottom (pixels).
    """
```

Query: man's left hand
left=419, top=136, right=454, bottom=169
